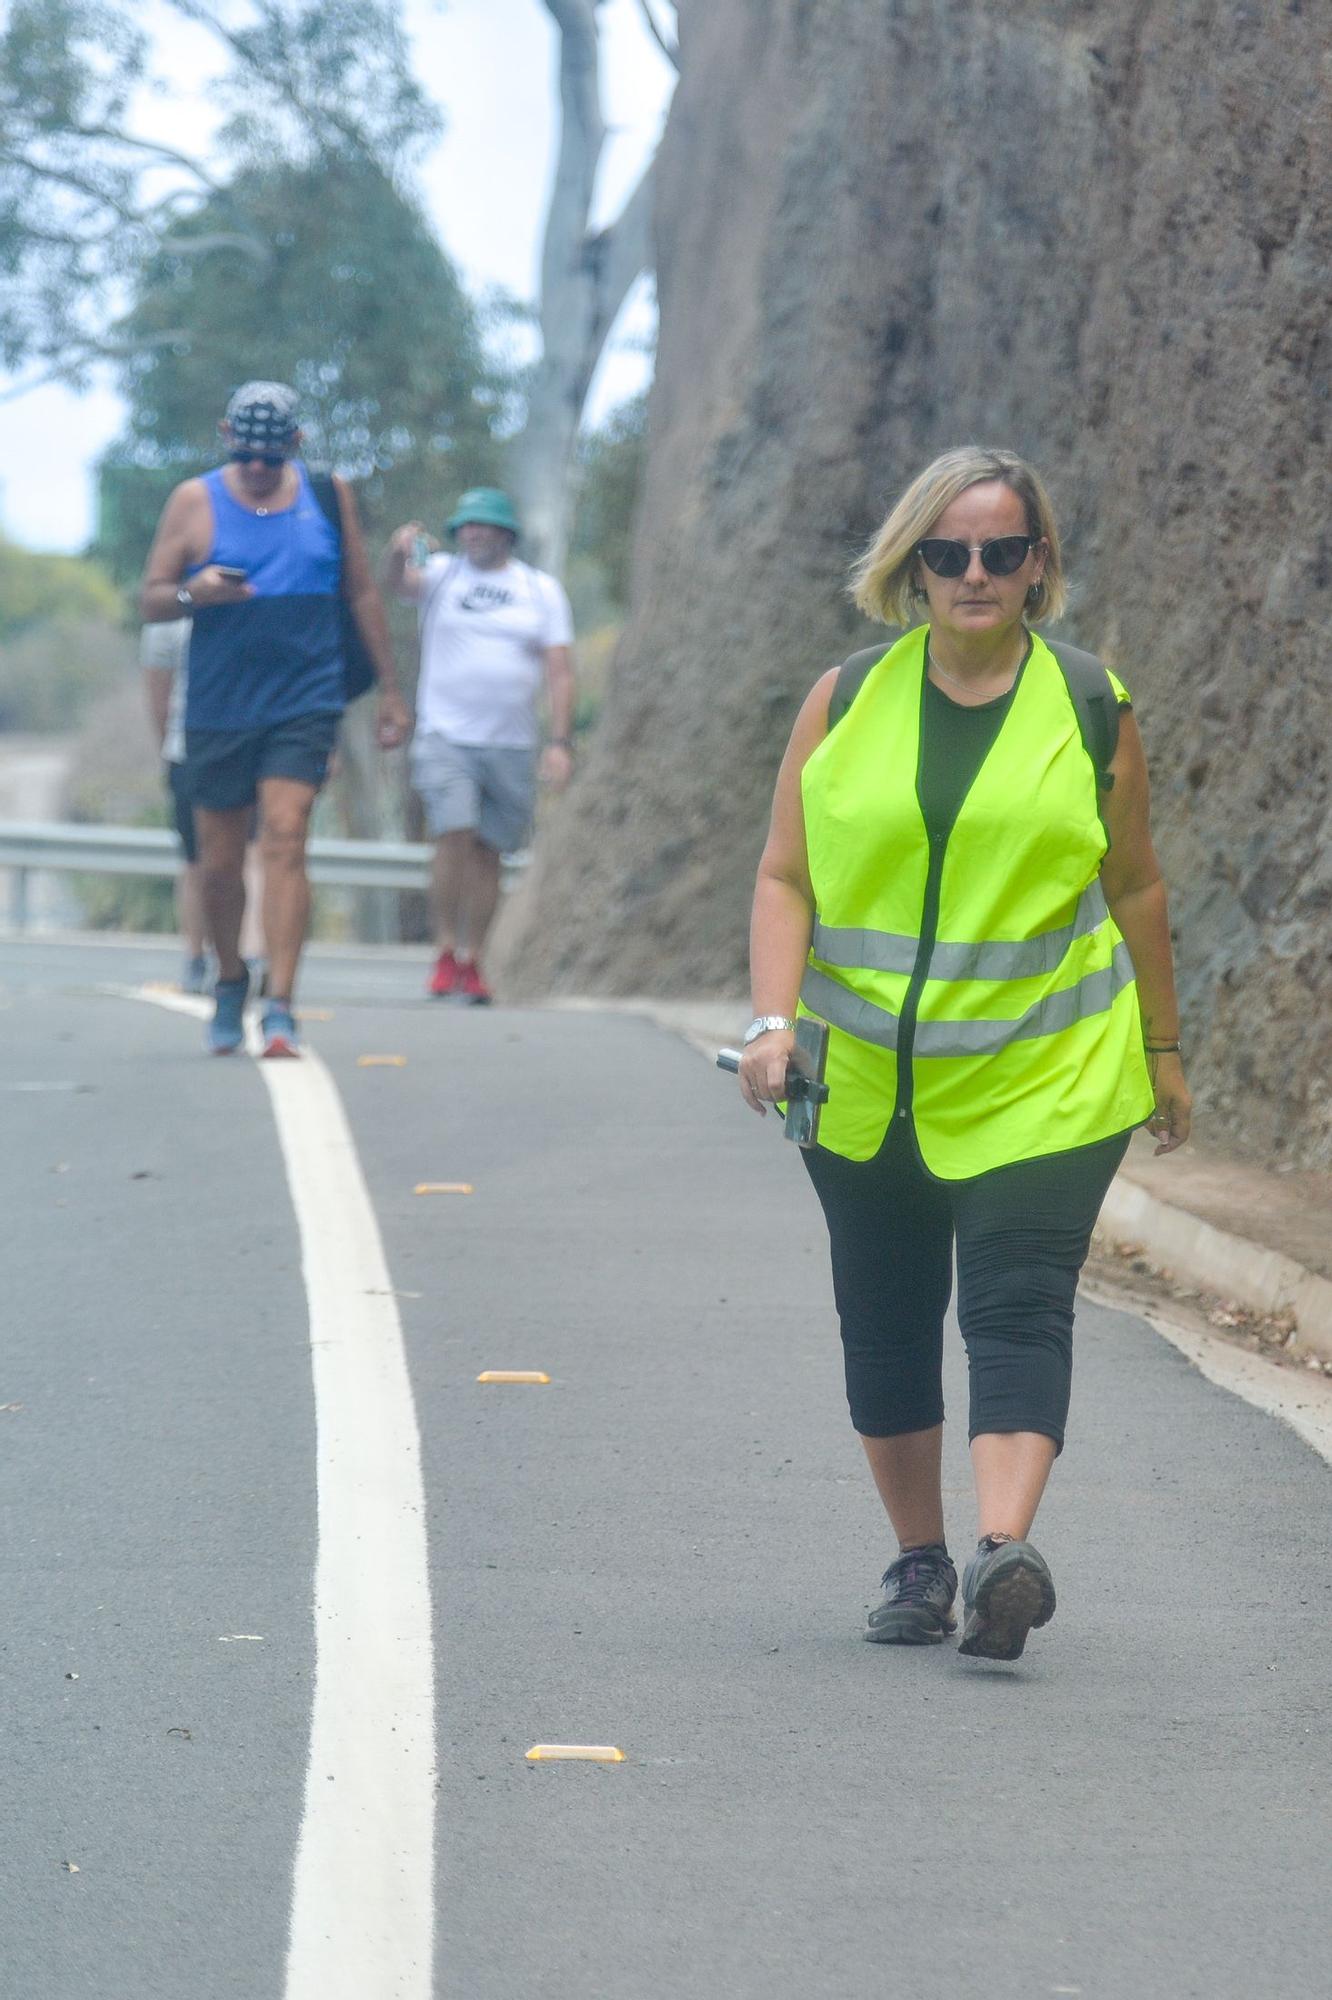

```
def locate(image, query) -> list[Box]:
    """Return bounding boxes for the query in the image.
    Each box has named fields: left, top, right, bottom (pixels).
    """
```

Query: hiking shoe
left=427, top=949, right=459, bottom=997
left=457, top=959, right=493, bottom=1006
left=260, top=1001, right=301, bottom=1060
left=865, top=1543, right=958, bottom=1645
left=957, top=1536, right=1056, bottom=1661
left=181, top=952, right=209, bottom=996
left=206, top=970, right=249, bottom=1054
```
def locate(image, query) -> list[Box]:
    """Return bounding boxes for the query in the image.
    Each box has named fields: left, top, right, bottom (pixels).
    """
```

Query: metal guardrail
left=0, top=820, right=432, bottom=932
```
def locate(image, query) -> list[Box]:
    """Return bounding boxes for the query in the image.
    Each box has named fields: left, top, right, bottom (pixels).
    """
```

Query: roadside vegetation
left=0, top=1, right=655, bottom=931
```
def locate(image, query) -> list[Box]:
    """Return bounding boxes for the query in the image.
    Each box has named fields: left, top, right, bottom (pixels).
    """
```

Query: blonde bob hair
left=850, top=446, right=1067, bottom=626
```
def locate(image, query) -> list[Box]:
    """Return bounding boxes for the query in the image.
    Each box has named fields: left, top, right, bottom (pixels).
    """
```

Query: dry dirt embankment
left=498, top=0, right=1332, bottom=1169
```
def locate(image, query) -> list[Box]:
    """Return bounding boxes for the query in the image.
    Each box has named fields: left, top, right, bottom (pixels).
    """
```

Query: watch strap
left=743, top=1015, right=796, bottom=1045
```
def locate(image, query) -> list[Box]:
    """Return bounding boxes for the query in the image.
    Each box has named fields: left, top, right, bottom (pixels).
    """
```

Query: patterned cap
left=224, top=381, right=300, bottom=448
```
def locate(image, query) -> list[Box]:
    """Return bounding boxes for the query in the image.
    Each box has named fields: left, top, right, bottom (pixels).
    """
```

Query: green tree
left=97, top=151, right=501, bottom=573
left=0, top=539, right=130, bottom=732
left=0, top=537, right=122, bottom=639
left=0, top=0, right=440, bottom=390
left=571, top=392, right=648, bottom=614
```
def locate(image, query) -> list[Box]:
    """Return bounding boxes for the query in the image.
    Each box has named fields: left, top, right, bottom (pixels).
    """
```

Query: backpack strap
left=1042, top=637, right=1120, bottom=793
left=826, top=644, right=891, bottom=730
left=828, top=633, right=1121, bottom=795
left=307, top=469, right=379, bottom=702
left=308, top=470, right=343, bottom=561
left=825, top=631, right=1122, bottom=815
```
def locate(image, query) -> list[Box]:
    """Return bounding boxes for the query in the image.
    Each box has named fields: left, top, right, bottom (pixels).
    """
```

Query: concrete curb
left=556, top=997, right=1332, bottom=1369
left=1095, top=1175, right=1332, bottom=1365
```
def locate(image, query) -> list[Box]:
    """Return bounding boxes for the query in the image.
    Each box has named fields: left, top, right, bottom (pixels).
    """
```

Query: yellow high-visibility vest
left=798, top=627, right=1154, bottom=1174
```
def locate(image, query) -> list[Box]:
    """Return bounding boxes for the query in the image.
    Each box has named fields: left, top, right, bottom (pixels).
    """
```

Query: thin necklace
left=927, top=642, right=1022, bottom=698
left=253, top=467, right=294, bottom=518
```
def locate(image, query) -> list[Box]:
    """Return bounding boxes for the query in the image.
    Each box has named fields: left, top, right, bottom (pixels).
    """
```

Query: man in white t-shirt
left=384, top=488, right=575, bottom=1003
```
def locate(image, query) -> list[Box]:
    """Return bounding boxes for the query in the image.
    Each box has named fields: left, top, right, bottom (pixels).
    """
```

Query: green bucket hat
left=446, top=487, right=520, bottom=538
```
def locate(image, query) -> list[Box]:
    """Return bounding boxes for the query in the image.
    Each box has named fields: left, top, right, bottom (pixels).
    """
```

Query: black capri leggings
left=801, top=1124, right=1132, bottom=1453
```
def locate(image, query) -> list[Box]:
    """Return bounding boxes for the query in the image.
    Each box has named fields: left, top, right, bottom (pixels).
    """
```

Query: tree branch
left=585, top=159, right=654, bottom=369
left=538, top=0, right=606, bottom=315
left=0, top=150, right=144, bottom=226
left=0, top=328, right=191, bottom=405
left=5, top=221, right=122, bottom=252
left=165, top=0, right=378, bottom=157
left=159, top=229, right=273, bottom=268
left=635, top=0, right=679, bottom=70
left=65, top=124, right=225, bottom=194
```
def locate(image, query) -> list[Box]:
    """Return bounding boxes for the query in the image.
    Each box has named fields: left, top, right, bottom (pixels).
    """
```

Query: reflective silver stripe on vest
left=811, top=881, right=1110, bottom=985
left=802, top=939, right=1136, bottom=1059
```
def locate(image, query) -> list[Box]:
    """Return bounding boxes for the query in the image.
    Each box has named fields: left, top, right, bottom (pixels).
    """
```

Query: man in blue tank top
left=139, top=382, right=410, bottom=1057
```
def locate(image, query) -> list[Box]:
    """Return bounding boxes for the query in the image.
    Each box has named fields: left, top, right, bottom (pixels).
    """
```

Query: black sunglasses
left=916, top=534, right=1037, bottom=579
left=230, top=448, right=288, bottom=469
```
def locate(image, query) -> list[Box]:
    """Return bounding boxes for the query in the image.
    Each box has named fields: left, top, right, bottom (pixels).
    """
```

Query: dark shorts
left=166, top=762, right=259, bottom=858
left=182, top=712, right=339, bottom=812
left=802, top=1123, right=1133, bottom=1452
left=165, top=761, right=198, bottom=863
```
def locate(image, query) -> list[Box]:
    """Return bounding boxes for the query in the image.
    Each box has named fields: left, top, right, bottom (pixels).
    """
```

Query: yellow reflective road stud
left=526, top=1745, right=625, bottom=1763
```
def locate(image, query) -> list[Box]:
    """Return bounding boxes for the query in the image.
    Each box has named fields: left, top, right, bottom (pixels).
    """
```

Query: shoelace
left=882, top=1547, right=951, bottom=1604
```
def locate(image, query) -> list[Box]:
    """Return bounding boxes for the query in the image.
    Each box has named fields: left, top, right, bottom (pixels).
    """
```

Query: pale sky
left=0, top=0, right=675, bottom=553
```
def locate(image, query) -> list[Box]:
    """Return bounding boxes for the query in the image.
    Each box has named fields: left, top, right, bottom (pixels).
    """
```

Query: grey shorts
left=410, top=734, right=537, bottom=852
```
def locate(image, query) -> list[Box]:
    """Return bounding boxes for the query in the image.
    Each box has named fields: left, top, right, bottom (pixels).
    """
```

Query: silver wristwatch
left=743, top=1014, right=796, bottom=1045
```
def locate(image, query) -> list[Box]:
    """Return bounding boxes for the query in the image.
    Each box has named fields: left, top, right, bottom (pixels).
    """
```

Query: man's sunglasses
left=916, top=534, right=1038, bottom=579
left=230, top=448, right=288, bottom=468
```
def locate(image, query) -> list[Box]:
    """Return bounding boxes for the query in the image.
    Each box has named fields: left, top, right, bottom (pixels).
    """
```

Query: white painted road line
left=123, top=986, right=437, bottom=1998
left=1130, top=1305, right=1332, bottom=1469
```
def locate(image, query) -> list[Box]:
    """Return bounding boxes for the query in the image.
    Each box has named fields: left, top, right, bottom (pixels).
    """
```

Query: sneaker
left=865, top=1542, right=958, bottom=1645
left=260, top=1000, right=301, bottom=1060
left=428, top=949, right=459, bottom=998
left=206, top=969, right=249, bottom=1055
left=457, top=959, right=493, bottom=1006
left=181, top=952, right=209, bottom=996
left=957, top=1535, right=1056, bottom=1661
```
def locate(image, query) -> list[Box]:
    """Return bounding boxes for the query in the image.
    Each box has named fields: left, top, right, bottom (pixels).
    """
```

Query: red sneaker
left=457, top=959, right=493, bottom=1006
left=428, top=949, right=459, bottom=998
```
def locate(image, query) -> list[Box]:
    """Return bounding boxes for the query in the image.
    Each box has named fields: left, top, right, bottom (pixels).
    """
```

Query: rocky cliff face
left=498, top=0, right=1332, bottom=1167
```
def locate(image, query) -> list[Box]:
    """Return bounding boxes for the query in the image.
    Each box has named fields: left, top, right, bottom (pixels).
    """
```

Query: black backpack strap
left=826, top=633, right=1122, bottom=799
left=308, top=470, right=343, bottom=557
left=1042, top=637, right=1120, bottom=792
left=307, top=469, right=378, bottom=702
left=826, top=645, right=890, bottom=730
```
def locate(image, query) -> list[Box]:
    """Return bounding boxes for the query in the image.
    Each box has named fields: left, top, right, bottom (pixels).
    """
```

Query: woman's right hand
left=738, top=1028, right=796, bottom=1117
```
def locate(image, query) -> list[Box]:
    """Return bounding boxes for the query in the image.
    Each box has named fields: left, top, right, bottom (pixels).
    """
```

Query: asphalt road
left=2, top=938, right=1329, bottom=2000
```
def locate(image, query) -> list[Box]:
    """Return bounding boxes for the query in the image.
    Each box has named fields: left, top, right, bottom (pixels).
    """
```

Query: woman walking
left=739, top=447, right=1190, bottom=1661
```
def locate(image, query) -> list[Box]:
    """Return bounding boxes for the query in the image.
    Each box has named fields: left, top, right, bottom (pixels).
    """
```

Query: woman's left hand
left=1145, top=1051, right=1192, bottom=1155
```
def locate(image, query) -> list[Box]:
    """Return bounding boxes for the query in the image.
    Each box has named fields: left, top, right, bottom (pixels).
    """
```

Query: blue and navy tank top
left=185, top=464, right=344, bottom=730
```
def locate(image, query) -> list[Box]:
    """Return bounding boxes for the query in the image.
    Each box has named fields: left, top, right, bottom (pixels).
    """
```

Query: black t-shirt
left=917, top=672, right=1019, bottom=841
